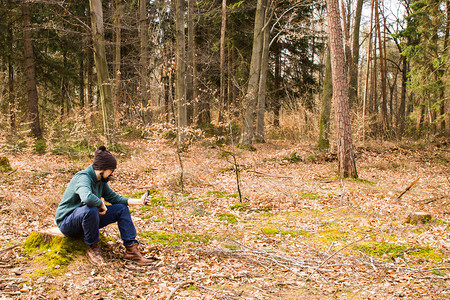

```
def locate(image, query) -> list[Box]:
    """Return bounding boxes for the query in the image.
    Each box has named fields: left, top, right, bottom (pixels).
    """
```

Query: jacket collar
left=87, top=164, right=100, bottom=182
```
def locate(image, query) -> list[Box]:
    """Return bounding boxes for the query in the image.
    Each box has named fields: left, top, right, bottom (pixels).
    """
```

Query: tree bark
left=139, top=0, right=149, bottom=124
left=175, top=0, right=187, bottom=147
left=21, top=0, right=42, bottom=139
left=273, top=39, right=281, bottom=127
left=326, top=0, right=358, bottom=178
left=240, top=0, right=266, bottom=147
left=219, top=0, right=227, bottom=123
left=375, top=0, right=388, bottom=132
left=348, top=0, right=363, bottom=109
left=256, top=2, right=272, bottom=142
left=362, top=0, right=375, bottom=141
left=89, top=0, right=116, bottom=144
left=113, top=0, right=122, bottom=127
left=318, top=46, right=332, bottom=149
left=186, top=0, right=195, bottom=125
left=7, top=21, right=16, bottom=137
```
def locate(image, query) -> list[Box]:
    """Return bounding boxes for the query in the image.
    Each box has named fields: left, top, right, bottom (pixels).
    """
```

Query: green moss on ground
left=355, top=241, right=444, bottom=262
left=217, top=213, right=238, bottom=224
left=138, top=231, right=211, bottom=246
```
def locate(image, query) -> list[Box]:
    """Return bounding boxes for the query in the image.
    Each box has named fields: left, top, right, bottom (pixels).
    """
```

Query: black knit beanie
left=92, top=145, right=117, bottom=171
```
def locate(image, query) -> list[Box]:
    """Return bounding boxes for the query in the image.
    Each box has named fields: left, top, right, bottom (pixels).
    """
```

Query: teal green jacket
left=55, top=165, right=128, bottom=227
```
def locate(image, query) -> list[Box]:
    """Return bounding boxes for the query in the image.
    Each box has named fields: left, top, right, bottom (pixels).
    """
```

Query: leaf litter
left=0, top=138, right=449, bottom=299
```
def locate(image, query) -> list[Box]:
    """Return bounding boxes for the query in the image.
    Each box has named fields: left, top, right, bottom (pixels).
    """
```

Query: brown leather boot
left=124, top=243, right=156, bottom=265
left=86, top=242, right=104, bottom=265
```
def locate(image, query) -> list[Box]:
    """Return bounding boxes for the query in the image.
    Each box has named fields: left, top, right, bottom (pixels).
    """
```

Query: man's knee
left=83, top=205, right=100, bottom=221
left=112, top=203, right=129, bottom=214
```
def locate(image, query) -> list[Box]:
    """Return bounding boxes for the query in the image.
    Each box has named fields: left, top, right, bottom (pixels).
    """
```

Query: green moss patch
left=230, top=202, right=250, bottom=211
left=217, top=213, right=238, bottom=224
left=355, top=241, right=444, bottom=262
left=301, top=192, right=319, bottom=200
left=260, top=227, right=308, bottom=237
left=23, top=232, right=87, bottom=276
left=138, top=231, right=211, bottom=246
left=208, top=191, right=226, bottom=197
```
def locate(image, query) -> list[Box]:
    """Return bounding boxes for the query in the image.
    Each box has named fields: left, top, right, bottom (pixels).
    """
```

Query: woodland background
left=0, top=0, right=449, bottom=299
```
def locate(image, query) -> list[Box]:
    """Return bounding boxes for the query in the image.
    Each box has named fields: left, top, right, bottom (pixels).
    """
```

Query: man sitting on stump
left=55, top=145, right=154, bottom=265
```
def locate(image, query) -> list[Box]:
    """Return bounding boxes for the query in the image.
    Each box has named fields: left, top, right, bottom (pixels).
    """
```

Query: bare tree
left=113, top=0, right=122, bottom=127
left=326, top=0, right=358, bottom=178
left=89, top=0, right=116, bottom=144
left=256, top=1, right=272, bottom=142
left=240, top=0, right=267, bottom=148
left=21, top=0, right=42, bottom=139
left=175, top=0, right=187, bottom=147
left=219, top=0, right=227, bottom=123
left=348, top=0, right=364, bottom=108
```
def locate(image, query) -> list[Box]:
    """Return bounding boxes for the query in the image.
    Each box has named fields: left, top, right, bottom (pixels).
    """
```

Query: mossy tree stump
left=0, top=157, right=12, bottom=173
left=406, top=212, right=432, bottom=225
left=23, top=228, right=87, bottom=276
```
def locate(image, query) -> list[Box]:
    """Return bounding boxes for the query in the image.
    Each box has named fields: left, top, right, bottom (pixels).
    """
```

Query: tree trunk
left=7, top=21, right=16, bottom=137
left=21, top=0, right=42, bottom=139
left=256, top=3, right=272, bottom=143
left=240, top=0, right=266, bottom=148
left=273, top=40, right=281, bottom=127
left=348, top=0, right=363, bottom=109
left=326, top=0, right=358, bottom=178
left=362, top=0, right=375, bottom=141
left=318, top=46, right=332, bottom=149
left=86, top=32, right=94, bottom=125
left=186, top=0, right=195, bottom=125
left=219, top=0, right=227, bottom=123
left=175, top=0, right=187, bottom=147
left=79, top=54, right=85, bottom=109
left=139, top=0, right=149, bottom=124
left=89, top=0, right=116, bottom=144
left=113, top=0, right=122, bottom=127
left=340, top=0, right=351, bottom=71
left=375, top=0, right=388, bottom=132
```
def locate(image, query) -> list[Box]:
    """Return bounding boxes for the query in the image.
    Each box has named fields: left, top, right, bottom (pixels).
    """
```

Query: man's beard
left=100, top=171, right=114, bottom=183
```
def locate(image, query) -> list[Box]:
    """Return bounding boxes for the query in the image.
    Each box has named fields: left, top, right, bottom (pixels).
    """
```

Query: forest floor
left=0, top=136, right=449, bottom=299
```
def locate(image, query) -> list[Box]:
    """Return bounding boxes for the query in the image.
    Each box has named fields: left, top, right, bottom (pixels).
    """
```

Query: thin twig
left=306, top=234, right=377, bottom=280
left=176, top=150, right=184, bottom=194
left=229, top=122, right=243, bottom=203
left=397, top=178, right=420, bottom=201
left=171, top=194, right=176, bottom=232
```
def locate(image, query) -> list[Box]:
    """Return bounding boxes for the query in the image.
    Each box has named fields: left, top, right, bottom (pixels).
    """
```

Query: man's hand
left=141, top=190, right=149, bottom=205
left=98, top=202, right=107, bottom=215
left=127, top=191, right=150, bottom=206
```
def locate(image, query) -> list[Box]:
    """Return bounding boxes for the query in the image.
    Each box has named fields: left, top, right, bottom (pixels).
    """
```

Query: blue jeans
left=59, top=204, right=137, bottom=246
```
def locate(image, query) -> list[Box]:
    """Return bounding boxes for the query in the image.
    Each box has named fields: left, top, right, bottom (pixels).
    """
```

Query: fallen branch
left=167, top=274, right=252, bottom=300
left=0, top=243, right=20, bottom=253
left=306, top=234, right=377, bottom=280
left=415, top=196, right=446, bottom=204
left=249, top=170, right=293, bottom=179
left=167, top=280, right=195, bottom=300
left=397, top=178, right=420, bottom=201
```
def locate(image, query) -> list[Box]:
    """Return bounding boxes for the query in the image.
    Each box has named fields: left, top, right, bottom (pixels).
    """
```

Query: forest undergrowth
left=0, top=136, right=449, bottom=299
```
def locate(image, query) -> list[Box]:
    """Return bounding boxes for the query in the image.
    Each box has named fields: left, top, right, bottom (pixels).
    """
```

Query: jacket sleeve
left=102, top=184, right=129, bottom=205
left=75, top=174, right=103, bottom=207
